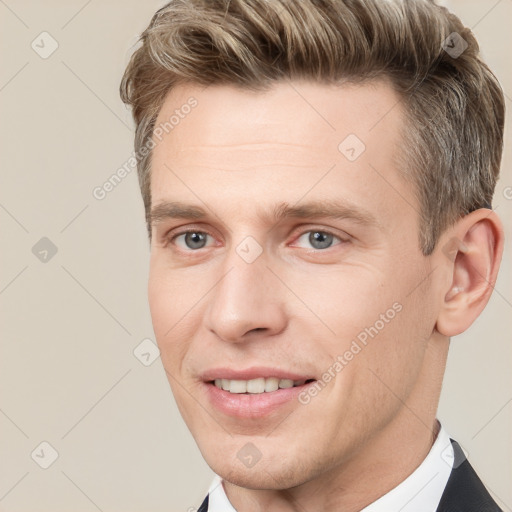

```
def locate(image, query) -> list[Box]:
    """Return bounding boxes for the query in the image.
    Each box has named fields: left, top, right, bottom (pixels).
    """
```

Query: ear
left=435, top=209, right=504, bottom=337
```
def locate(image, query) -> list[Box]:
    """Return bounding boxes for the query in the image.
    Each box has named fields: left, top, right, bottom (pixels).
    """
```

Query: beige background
left=0, top=1, right=510, bottom=511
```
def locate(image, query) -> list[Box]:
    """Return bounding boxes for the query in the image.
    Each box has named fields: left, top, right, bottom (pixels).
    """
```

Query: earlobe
left=435, top=209, right=504, bottom=338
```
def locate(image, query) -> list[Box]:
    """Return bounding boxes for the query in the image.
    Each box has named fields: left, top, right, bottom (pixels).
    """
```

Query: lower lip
left=203, top=381, right=316, bottom=418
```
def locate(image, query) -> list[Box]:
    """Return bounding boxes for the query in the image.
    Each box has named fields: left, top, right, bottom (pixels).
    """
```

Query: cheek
left=147, top=257, right=197, bottom=331
left=340, top=277, right=435, bottom=417
left=285, top=263, right=394, bottom=342
left=148, top=272, right=173, bottom=339
left=314, top=260, right=434, bottom=409
left=147, top=263, right=196, bottom=368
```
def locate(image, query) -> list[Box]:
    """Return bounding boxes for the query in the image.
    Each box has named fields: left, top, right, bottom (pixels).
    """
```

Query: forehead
left=150, top=79, right=412, bottom=223
left=153, top=79, right=403, bottom=150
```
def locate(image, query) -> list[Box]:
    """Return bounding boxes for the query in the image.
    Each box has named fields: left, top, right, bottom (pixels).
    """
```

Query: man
left=120, top=0, right=505, bottom=510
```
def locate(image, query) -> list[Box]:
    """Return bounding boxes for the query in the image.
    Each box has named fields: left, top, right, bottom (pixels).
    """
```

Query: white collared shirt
left=206, top=422, right=454, bottom=512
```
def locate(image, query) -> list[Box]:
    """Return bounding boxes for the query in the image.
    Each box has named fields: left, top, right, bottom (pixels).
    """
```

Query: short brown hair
left=120, top=0, right=505, bottom=254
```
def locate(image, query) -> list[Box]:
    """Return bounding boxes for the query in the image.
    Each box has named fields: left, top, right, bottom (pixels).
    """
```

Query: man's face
left=148, top=80, right=442, bottom=489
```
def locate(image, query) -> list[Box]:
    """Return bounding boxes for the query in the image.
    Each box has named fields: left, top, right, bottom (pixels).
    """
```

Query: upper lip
left=200, top=366, right=316, bottom=382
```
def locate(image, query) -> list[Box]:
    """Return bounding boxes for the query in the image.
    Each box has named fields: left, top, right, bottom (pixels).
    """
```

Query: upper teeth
left=214, top=377, right=306, bottom=394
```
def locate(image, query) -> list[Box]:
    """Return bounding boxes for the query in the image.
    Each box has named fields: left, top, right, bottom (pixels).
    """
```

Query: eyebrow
left=149, top=199, right=381, bottom=229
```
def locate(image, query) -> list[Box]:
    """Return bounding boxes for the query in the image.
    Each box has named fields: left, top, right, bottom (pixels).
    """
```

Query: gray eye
left=184, top=232, right=208, bottom=249
left=295, top=230, right=341, bottom=250
left=309, top=231, right=334, bottom=249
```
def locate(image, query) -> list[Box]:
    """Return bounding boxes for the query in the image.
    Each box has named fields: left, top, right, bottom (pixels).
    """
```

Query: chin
left=206, top=449, right=314, bottom=491
left=219, top=466, right=302, bottom=491
left=221, top=470, right=276, bottom=490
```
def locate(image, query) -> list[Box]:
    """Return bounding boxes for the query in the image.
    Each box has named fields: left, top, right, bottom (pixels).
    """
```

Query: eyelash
left=166, top=227, right=348, bottom=252
left=168, top=229, right=218, bottom=251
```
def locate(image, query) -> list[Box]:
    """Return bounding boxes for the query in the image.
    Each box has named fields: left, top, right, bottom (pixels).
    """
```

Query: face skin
left=147, top=80, right=503, bottom=511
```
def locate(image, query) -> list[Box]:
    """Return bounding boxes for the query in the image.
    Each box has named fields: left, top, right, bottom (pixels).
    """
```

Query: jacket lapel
left=197, top=494, right=209, bottom=512
left=436, top=439, right=502, bottom=511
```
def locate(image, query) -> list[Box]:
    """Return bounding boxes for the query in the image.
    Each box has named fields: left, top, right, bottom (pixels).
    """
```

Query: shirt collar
left=206, top=421, right=454, bottom=512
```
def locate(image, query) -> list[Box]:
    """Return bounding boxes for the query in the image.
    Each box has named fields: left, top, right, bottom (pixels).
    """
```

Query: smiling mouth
left=209, top=377, right=316, bottom=394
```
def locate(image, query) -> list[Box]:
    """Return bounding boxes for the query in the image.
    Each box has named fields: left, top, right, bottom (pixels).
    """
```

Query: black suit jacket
left=197, top=440, right=502, bottom=511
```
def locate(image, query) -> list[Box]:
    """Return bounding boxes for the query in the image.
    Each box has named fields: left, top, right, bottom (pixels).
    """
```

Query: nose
left=203, top=247, right=288, bottom=343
